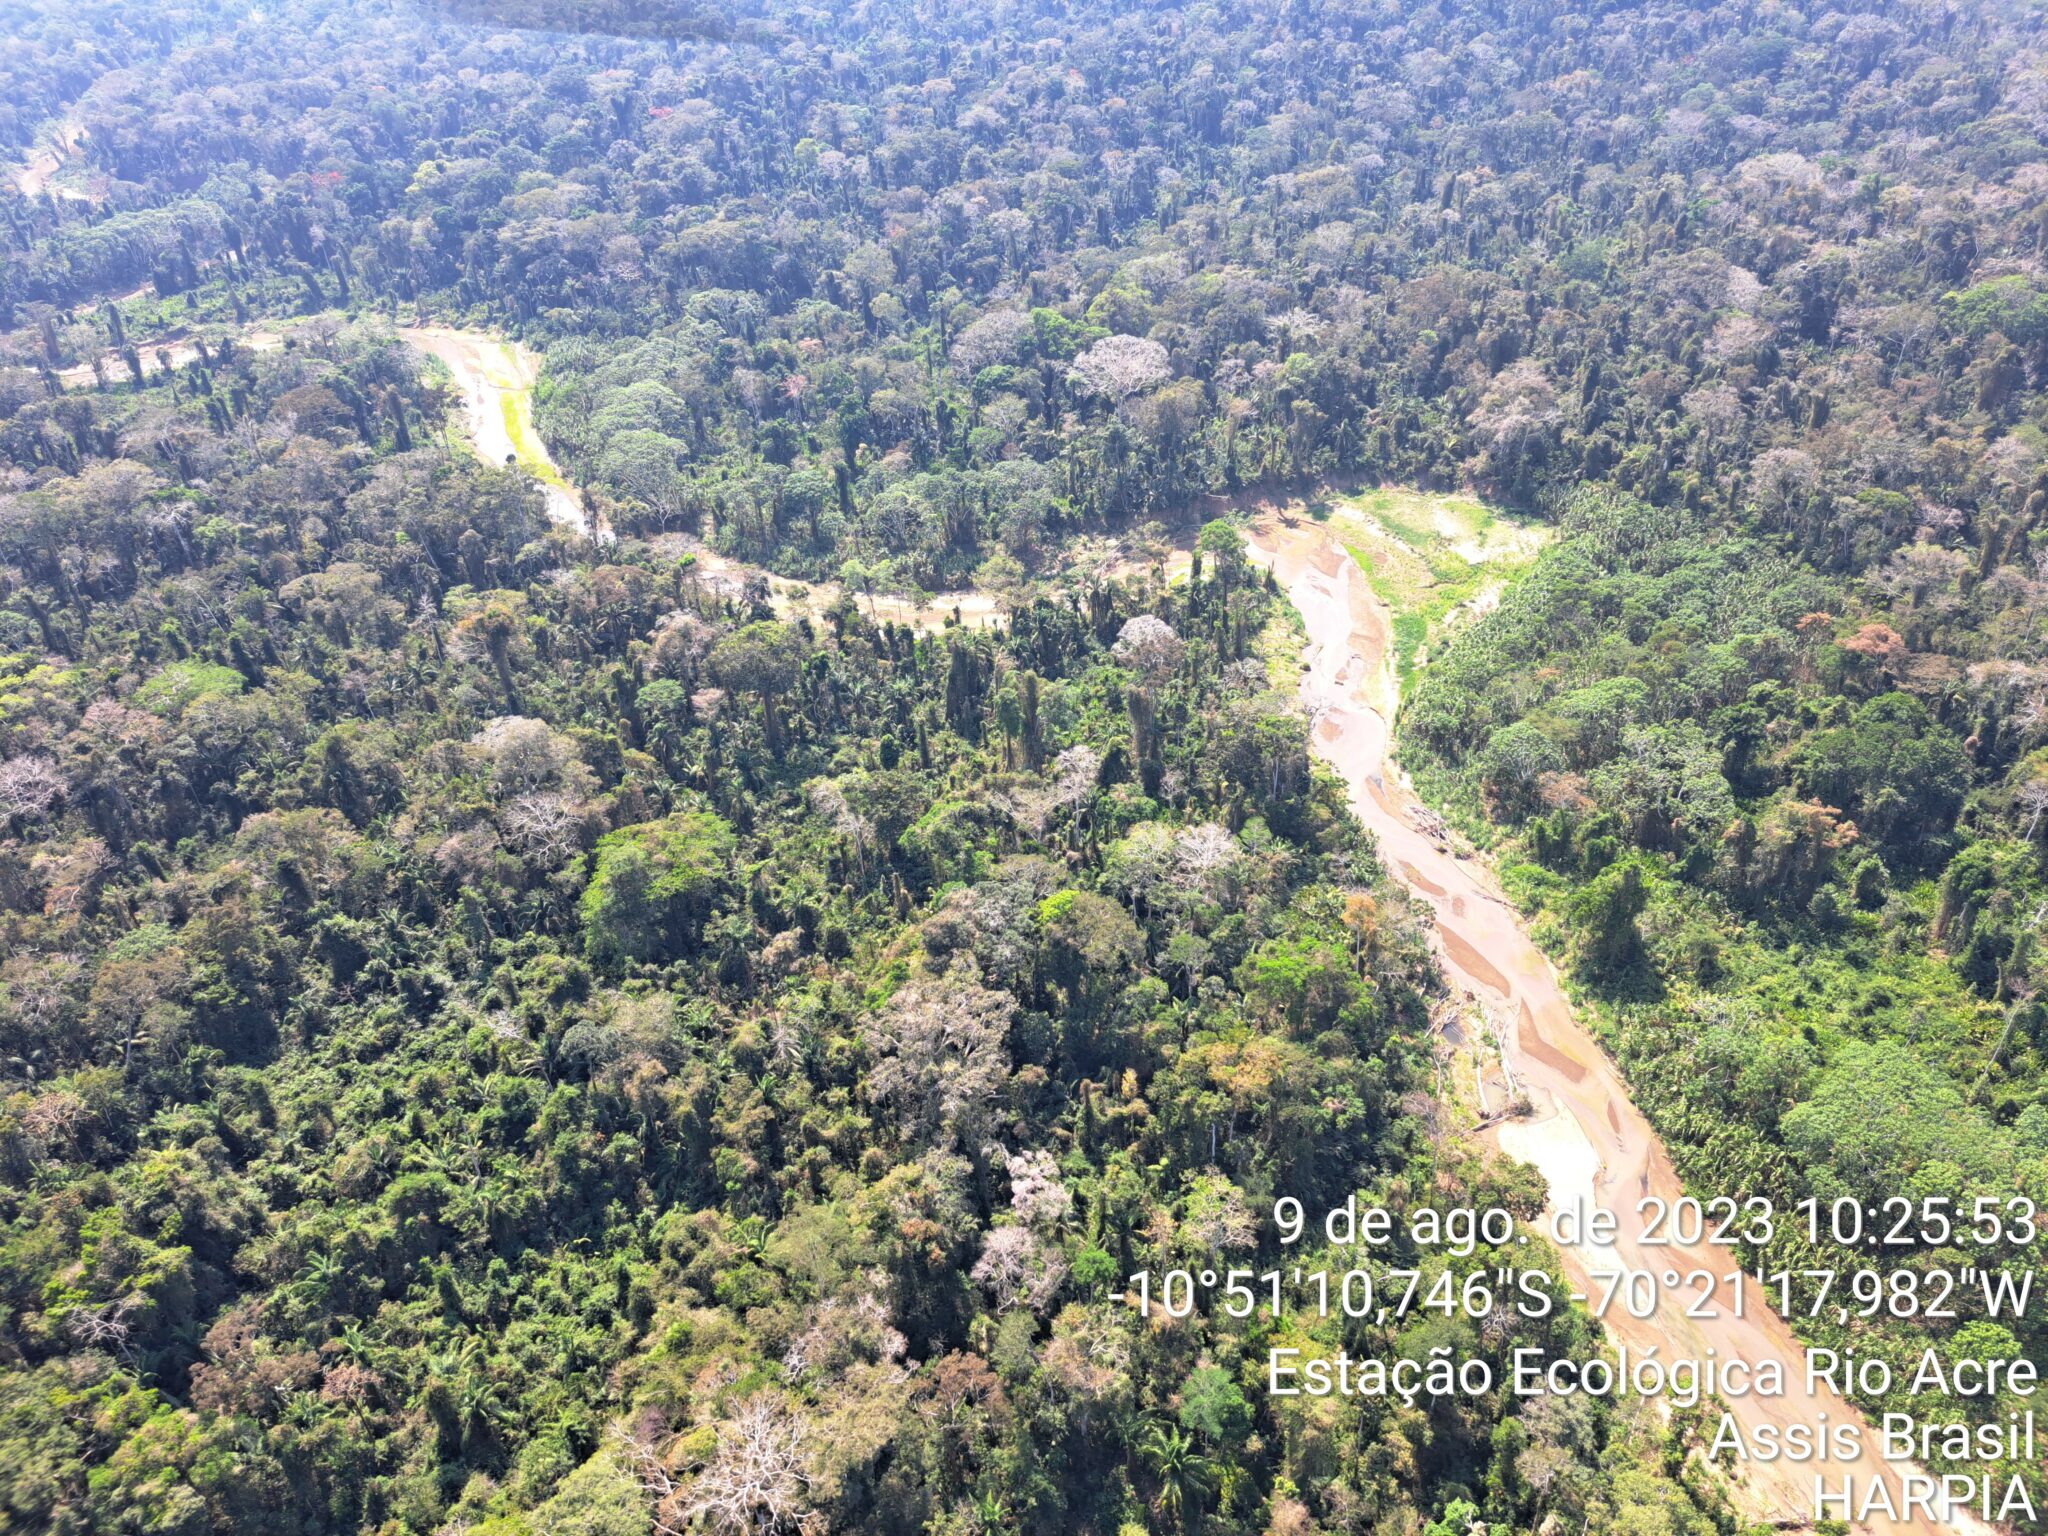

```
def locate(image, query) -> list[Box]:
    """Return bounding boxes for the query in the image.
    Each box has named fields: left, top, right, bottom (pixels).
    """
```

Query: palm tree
left=413, top=1336, right=515, bottom=1461
left=452, top=595, right=529, bottom=707
left=732, top=1213, right=772, bottom=1258
left=455, top=1367, right=516, bottom=1450
left=291, top=1248, right=346, bottom=1305
left=1140, top=1422, right=1216, bottom=1532
left=335, top=1323, right=380, bottom=1370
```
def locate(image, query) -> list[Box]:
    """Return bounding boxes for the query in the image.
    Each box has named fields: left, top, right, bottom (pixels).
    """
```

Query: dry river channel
left=424, top=329, right=1968, bottom=1535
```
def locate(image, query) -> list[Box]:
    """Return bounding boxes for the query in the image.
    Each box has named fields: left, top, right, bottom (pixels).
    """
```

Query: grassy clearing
left=499, top=390, right=568, bottom=488
left=1328, top=488, right=1544, bottom=689
left=1257, top=594, right=1307, bottom=692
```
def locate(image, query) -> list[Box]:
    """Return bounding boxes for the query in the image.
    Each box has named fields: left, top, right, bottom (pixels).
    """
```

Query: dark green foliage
left=1794, top=692, right=1970, bottom=865
left=6, top=0, right=2047, bottom=1527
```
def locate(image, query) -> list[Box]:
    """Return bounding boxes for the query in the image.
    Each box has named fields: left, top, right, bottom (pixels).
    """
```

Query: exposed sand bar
left=1243, top=508, right=1975, bottom=1536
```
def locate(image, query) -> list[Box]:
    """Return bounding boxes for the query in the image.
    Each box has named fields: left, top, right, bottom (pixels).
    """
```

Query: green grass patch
left=136, top=658, right=244, bottom=715
left=500, top=389, right=569, bottom=489
left=1391, top=610, right=1428, bottom=671
left=1333, top=491, right=1542, bottom=689
left=1256, top=600, right=1307, bottom=692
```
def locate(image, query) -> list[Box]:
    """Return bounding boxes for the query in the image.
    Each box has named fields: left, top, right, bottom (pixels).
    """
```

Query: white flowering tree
left=1006, top=1147, right=1073, bottom=1229
left=0, top=755, right=65, bottom=826
left=950, top=309, right=1035, bottom=375
left=1111, top=614, right=1184, bottom=683
left=864, top=964, right=1014, bottom=1148
left=1068, top=334, right=1171, bottom=400
left=970, top=1224, right=1068, bottom=1313
left=470, top=715, right=580, bottom=796
left=623, top=1394, right=822, bottom=1536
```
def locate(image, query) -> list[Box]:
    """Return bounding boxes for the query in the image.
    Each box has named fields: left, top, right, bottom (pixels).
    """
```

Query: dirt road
left=1242, top=509, right=1974, bottom=1536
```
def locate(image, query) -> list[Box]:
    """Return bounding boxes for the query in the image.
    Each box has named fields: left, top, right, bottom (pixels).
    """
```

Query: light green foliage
left=134, top=658, right=245, bottom=715
left=1553, top=677, right=1650, bottom=767
left=521, top=1448, right=652, bottom=1536
left=1177, top=1363, right=1253, bottom=1443
left=580, top=811, right=738, bottom=967
left=1783, top=1042, right=2011, bottom=1205
left=1587, top=721, right=1735, bottom=855
left=1941, top=274, right=2048, bottom=344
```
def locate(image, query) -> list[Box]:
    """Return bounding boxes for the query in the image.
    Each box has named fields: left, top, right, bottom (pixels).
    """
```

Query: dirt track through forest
left=14, top=121, right=92, bottom=201
left=428, top=332, right=1969, bottom=1532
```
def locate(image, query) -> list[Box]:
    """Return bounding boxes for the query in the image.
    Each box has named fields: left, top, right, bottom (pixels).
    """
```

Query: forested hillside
left=5, top=0, right=2048, bottom=1533
left=0, top=326, right=1663, bottom=1534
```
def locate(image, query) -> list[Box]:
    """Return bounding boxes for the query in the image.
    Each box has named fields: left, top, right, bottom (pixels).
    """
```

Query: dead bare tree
left=617, top=1395, right=822, bottom=1536
left=66, top=1297, right=141, bottom=1369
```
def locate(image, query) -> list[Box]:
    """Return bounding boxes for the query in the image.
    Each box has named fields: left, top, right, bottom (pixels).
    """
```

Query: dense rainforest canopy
left=3, top=0, right=2048, bottom=1534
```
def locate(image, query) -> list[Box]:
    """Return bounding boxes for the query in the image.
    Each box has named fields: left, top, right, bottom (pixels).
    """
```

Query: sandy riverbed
left=367, top=325, right=1983, bottom=1529
left=408, top=326, right=1001, bottom=635
left=1243, top=508, right=1977, bottom=1536
left=15, top=121, right=94, bottom=202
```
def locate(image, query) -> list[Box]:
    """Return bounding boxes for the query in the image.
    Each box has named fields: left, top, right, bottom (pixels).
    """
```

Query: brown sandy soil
left=15, top=121, right=95, bottom=201
left=16, top=144, right=62, bottom=198
left=56, top=329, right=283, bottom=390
left=1242, top=506, right=1981, bottom=1536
